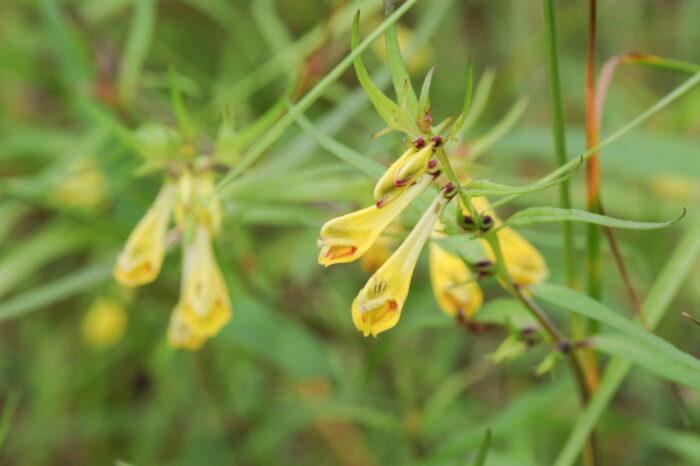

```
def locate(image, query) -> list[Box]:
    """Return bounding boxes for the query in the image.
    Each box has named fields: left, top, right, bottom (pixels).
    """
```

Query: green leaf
left=0, top=390, right=20, bottom=454
left=472, top=429, right=492, bottom=466
left=0, top=263, right=113, bottom=322
left=531, top=284, right=700, bottom=389
left=417, top=65, right=435, bottom=129
left=351, top=12, right=419, bottom=137
left=169, top=67, right=195, bottom=140
left=554, top=219, right=700, bottom=466
left=464, top=157, right=581, bottom=197
left=454, top=68, right=495, bottom=139
left=501, top=206, right=685, bottom=231
left=295, top=114, right=385, bottom=178
left=592, top=334, right=700, bottom=390
left=384, top=0, right=418, bottom=116
left=449, top=56, right=473, bottom=139
left=117, top=0, right=156, bottom=102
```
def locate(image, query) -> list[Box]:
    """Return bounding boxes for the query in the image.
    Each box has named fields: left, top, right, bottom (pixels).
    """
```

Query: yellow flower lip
left=352, top=189, right=451, bottom=337
left=114, top=183, right=175, bottom=287
left=318, top=175, right=432, bottom=266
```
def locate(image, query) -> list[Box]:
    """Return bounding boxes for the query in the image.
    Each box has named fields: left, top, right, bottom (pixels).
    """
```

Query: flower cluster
left=114, top=165, right=231, bottom=350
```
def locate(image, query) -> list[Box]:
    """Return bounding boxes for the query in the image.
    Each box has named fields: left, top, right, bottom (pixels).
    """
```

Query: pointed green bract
left=384, top=0, right=418, bottom=116
left=351, top=12, right=419, bottom=137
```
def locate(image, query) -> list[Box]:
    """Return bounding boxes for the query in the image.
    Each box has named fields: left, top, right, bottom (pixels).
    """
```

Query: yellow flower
left=176, top=224, right=232, bottom=338
left=352, top=190, right=451, bottom=336
left=470, top=197, right=549, bottom=286
left=168, top=306, right=207, bottom=350
left=114, top=183, right=175, bottom=287
left=81, top=298, right=127, bottom=348
left=318, top=175, right=432, bottom=266
left=175, top=170, right=222, bottom=236
left=52, top=159, right=107, bottom=209
left=429, top=241, right=483, bottom=319
left=374, top=142, right=435, bottom=207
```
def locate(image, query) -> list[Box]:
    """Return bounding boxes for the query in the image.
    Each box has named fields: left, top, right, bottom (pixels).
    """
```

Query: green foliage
left=1, top=1, right=699, bottom=465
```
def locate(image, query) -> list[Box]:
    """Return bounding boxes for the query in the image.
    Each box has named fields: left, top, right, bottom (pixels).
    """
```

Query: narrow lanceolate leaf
left=352, top=12, right=419, bottom=137
left=592, top=334, right=700, bottom=390
left=472, top=429, right=492, bottom=466
left=501, top=206, right=685, bottom=231
left=531, top=284, right=700, bottom=388
left=384, top=0, right=418, bottom=116
left=117, top=0, right=156, bottom=101
left=417, top=65, right=435, bottom=129
left=464, top=157, right=581, bottom=197
left=449, top=56, right=474, bottom=139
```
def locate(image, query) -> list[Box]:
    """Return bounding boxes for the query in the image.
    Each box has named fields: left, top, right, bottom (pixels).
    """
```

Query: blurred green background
left=1, top=0, right=699, bottom=464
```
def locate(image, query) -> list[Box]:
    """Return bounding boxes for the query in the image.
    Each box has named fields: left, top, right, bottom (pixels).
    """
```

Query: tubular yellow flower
left=470, top=197, right=549, bottom=286
left=114, top=183, right=175, bottom=287
left=168, top=306, right=207, bottom=350
left=318, top=175, right=432, bottom=266
left=175, top=171, right=222, bottom=236
left=177, top=225, right=232, bottom=337
left=429, top=241, right=483, bottom=319
left=373, top=142, right=435, bottom=207
left=81, top=298, right=127, bottom=348
left=352, top=189, right=452, bottom=337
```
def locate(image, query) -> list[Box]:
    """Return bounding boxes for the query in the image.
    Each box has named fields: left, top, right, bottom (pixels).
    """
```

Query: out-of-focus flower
left=648, top=174, right=697, bottom=203
left=168, top=306, right=207, bottom=351
left=81, top=298, right=127, bottom=348
left=114, top=183, right=175, bottom=287
left=429, top=240, right=483, bottom=318
left=52, top=159, right=107, bottom=209
left=175, top=170, right=222, bottom=236
left=352, top=189, right=452, bottom=337
left=471, top=197, right=548, bottom=287
left=318, top=175, right=432, bottom=266
left=175, top=224, right=232, bottom=339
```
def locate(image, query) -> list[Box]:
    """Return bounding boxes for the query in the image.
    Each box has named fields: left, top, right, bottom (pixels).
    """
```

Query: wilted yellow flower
left=429, top=241, right=483, bottom=318
left=168, top=306, right=207, bottom=350
left=176, top=224, right=232, bottom=338
left=352, top=189, right=452, bottom=336
left=81, top=298, right=127, bottom=348
left=318, top=175, right=432, bottom=266
left=175, top=170, right=222, bottom=236
left=470, top=197, right=548, bottom=286
left=374, top=142, right=435, bottom=207
left=114, top=183, right=175, bottom=287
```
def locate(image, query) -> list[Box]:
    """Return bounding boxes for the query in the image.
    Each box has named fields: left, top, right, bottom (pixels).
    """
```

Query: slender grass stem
left=540, top=0, right=577, bottom=290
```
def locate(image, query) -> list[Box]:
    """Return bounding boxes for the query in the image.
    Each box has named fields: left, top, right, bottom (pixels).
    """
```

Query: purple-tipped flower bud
left=413, top=138, right=426, bottom=149
left=431, top=136, right=443, bottom=148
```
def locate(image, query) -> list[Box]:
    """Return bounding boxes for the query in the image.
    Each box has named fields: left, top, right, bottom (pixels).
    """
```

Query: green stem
left=540, top=0, right=578, bottom=289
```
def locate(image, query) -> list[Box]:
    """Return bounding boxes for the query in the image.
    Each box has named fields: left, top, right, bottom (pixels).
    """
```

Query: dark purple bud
left=462, top=215, right=475, bottom=225
left=474, top=260, right=492, bottom=270
left=413, top=137, right=426, bottom=149
left=555, top=341, right=571, bottom=353
left=427, top=159, right=438, bottom=169
left=431, top=136, right=443, bottom=148
left=521, top=325, right=537, bottom=336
